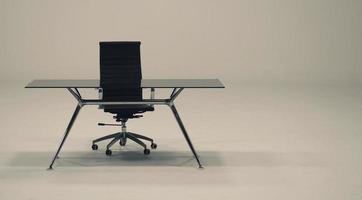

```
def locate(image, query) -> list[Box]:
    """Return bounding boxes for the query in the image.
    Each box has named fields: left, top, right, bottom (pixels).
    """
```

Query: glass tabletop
left=25, top=79, right=225, bottom=88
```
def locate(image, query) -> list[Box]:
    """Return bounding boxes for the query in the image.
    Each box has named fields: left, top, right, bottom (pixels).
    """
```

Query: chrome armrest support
left=150, top=88, right=155, bottom=99
left=98, top=88, right=104, bottom=109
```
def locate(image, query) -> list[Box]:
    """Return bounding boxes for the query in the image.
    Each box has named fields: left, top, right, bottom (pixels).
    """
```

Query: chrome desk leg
left=170, top=104, right=203, bottom=168
left=48, top=104, right=82, bottom=170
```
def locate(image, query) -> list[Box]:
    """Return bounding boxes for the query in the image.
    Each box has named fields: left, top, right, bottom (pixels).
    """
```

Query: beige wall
left=0, top=0, right=361, bottom=85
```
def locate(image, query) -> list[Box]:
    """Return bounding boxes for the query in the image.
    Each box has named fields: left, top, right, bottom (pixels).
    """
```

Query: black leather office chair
left=91, top=41, right=157, bottom=156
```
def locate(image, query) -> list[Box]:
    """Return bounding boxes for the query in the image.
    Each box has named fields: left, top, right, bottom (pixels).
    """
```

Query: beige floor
left=0, top=80, right=361, bottom=200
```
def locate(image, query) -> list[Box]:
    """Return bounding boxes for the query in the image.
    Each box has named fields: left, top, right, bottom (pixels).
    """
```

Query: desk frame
left=48, top=87, right=203, bottom=169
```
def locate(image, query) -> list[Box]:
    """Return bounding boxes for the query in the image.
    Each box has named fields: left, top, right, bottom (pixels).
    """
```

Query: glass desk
left=26, top=79, right=225, bottom=169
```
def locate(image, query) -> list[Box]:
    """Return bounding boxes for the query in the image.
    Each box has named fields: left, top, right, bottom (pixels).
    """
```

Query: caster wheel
left=119, top=138, right=126, bottom=146
left=151, top=143, right=157, bottom=149
left=106, top=149, right=112, bottom=156
left=144, top=149, right=150, bottom=155
left=91, top=144, right=98, bottom=150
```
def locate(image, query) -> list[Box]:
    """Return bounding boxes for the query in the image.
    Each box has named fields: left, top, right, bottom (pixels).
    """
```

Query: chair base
left=92, top=131, right=157, bottom=156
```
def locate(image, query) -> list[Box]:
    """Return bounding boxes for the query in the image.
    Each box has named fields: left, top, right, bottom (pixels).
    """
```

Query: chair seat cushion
left=104, top=104, right=154, bottom=114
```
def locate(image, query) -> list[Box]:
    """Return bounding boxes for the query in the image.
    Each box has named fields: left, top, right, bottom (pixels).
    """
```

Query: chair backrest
left=100, top=41, right=142, bottom=101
